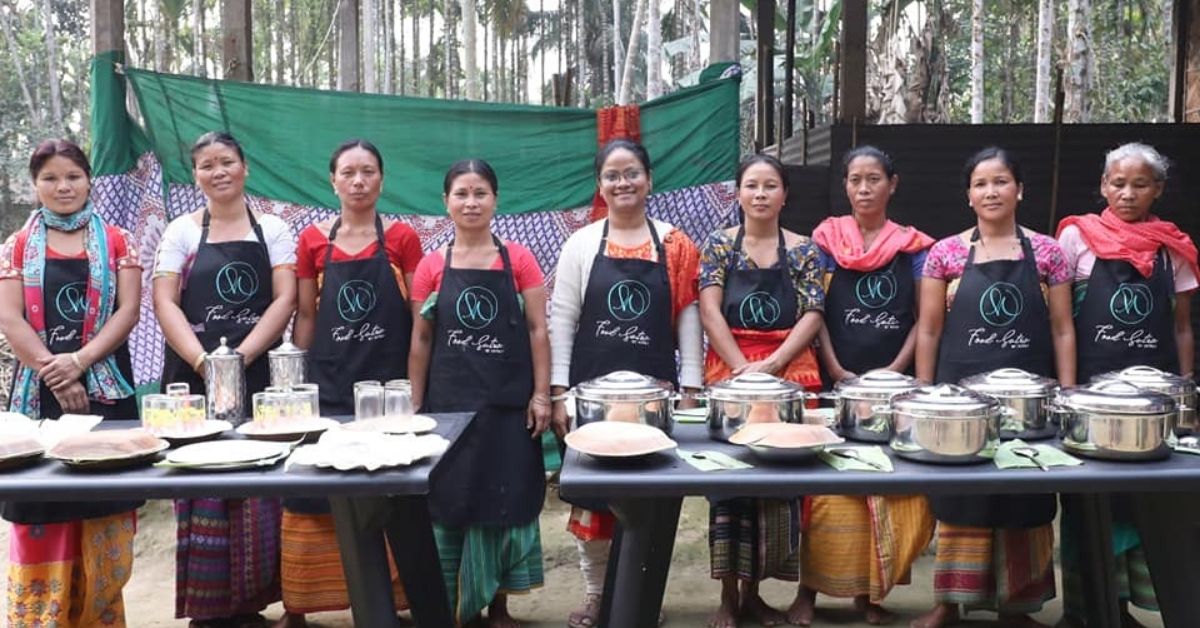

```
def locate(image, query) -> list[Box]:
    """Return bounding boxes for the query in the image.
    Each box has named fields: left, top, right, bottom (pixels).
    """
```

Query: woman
left=410, top=159, right=551, bottom=628
left=795, top=146, right=935, bottom=625
left=1056, top=142, right=1197, bottom=626
left=282, top=139, right=420, bottom=626
left=697, top=154, right=824, bottom=628
left=550, top=139, right=703, bottom=628
left=0, top=139, right=141, bottom=627
left=154, top=131, right=296, bottom=627
left=913, top=147, right=1075, bottom=628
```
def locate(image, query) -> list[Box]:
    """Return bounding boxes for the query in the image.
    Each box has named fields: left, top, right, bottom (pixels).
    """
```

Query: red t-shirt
left=295, top=220, right=423, bottom=297
left=0, top=224, right=140, bottom=279
left=411, top=242, right=544, bottom=304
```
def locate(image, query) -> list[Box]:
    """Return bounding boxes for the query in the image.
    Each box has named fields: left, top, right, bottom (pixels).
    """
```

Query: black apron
left=930, top=229, right=1057, bottom=528
left=824, top=253, right=916, bottom=374
left=293, top=216, right=412, bottom=514
left=3, top=257, right=141, bottom=524
left=720, top=227, right=799, bottom=332
left=160, top=208, right=273, bottom=406
left=565, top=220, right=678, bottom=511
left=1075, top=250, right=1178, bottom=382
left=425, top=237, right=544, bottom=526
left=308, top=215, right=411, bottom=416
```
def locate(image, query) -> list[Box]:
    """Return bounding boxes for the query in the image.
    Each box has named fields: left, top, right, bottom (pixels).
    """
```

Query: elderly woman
left=1056, top=142, right=1197, bottom=626
left=154, top=131, right=296, bottom=628
left=913, top=147, right=1075, bottom=628
left=0, top=139, right=141, bottom=627
left=794, top=146, right=935, bottom=626
left=550, top=139, right=703, bottom=628
left=698, top=153, right=825, bottom=628
left=410, top=158, right=551, bottom=628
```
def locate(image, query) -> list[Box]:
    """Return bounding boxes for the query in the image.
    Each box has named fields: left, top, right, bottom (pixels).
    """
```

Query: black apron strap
left=323, top=214, right=388, bottom=268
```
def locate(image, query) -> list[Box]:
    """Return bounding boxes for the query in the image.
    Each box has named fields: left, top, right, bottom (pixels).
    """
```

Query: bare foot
left=270, top=614, right=307, bottom=628
left=785, top=586, right=817, bottom=626
left=998, top=614, right=1050, bottom=628
left=910, top=604, right=959, bottom=628
left=488, top=594, right=521, bottom=628
left=740, top=592, right=786, bottom=626
left=854, top=595, right=896, bottom=625
left=567, top=594, right=601, bottom=628
left=709, top=604, right=738, bottom=628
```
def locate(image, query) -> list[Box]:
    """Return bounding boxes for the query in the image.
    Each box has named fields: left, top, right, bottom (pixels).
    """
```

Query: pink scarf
left=812, top=215, right=935, bottom=272
left=1056, top=208, right=1199, bottom=279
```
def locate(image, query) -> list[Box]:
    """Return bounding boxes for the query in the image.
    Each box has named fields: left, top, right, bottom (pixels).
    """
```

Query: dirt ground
left=0, top=494, right=1165, bottom=628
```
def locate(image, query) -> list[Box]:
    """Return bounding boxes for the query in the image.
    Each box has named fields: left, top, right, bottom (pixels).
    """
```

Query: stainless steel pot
left=268, top=335, right=307, bottom=389
left=886, top=384, right=1002, bottom=464
left=205, top=337, right=246, bottom=426
left=1093, top=366, right=1197, bottom=435
left=959, top=368, right=1058, bottom=440
left=704, top=373, right=807, bottom=442
left=1055, top=380, right=1176, bottom=461
left=829, top=370, right=921, bottom=442
left=571, top=370, right=674, bottom=435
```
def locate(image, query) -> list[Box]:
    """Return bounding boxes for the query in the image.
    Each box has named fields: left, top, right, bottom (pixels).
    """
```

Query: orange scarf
left=1056, top=207, right=1199, bottom=279
left=811, top=215, right=934, bottom=272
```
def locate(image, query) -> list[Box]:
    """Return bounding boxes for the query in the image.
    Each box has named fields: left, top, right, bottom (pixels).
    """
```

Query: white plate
left=236, top=417, right=340, bottom=441
left=340, top=415, right=437, bottom=434
left=287, top=432, right=450, bottom=472
left=167, top=439, right=294, bottom=466
left=157, top=420, right=233, bottom=446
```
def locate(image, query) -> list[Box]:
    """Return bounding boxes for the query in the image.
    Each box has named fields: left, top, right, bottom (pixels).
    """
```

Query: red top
left=411, top=242, right=545, bottom=303
left=0, top=224, right=140, bottom=278
left=295, top=219, right=423, bottom=297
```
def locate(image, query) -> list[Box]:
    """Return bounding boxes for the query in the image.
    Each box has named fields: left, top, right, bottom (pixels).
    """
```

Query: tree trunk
left=273, top=0, right=285, bottom=82
left=383, top=0, right=393, bottom=92
left=463, top=0, right=477, bottom=99
left=1065, top=0, right=1093, bottom=122
left=483, top=6, right=489, bottom=100
left=647, top=0, right=662, bottom=99
left=0, top=2, right=39, bottom=127
left=194, top=0, right=206, bottom=77
left=1034, top=0, right=1053, bottom=122
left=364, top=0, right=377, bottom=91
left=412, top=3, right=420, bottom=94
left=1000, top=2, right=1014, bottom=122
left=613, top=0, right=623, bottom=100
left=575, top=0, right=585, bottom=105
left=42, top=0, right=63, bottom=131
left=399, top=1, right=406, bottom=94
left=970, top=0, right=984, bottom=123
left=618, top=0, right=646, bottom=105
left=428, top=2, right=436, bottom=96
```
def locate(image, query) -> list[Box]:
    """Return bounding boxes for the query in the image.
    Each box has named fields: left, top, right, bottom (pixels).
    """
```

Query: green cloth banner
left=90, top=55, right=739, bottom=215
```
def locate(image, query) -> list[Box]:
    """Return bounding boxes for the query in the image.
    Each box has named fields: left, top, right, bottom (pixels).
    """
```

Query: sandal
left=567, top=594, right=602, bottom=628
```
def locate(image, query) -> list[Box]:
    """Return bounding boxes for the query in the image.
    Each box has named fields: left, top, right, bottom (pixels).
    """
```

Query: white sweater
left=549, top=219, right=703, bottom=389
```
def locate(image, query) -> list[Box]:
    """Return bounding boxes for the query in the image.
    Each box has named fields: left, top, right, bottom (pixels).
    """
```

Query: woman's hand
left=527, top=395, right=551, bottom=438
left=38, top=354, right=84, bottom=391
left=53, top=380, right=90, bottom=414
left=677, top=387, right=701, bottom=410
left=733, top=357, right=783, bottom=376
left=551, top=400, right=570, bottom=439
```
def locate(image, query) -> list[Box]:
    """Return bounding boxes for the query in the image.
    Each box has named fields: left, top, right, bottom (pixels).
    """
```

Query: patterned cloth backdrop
left=89, top=153, right=739, bottom=387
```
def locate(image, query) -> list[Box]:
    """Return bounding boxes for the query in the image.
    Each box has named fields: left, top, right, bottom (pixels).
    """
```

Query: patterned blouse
left=923, top=231, right=1071, bottom=310
left=698, top=229, right=825, bottom=318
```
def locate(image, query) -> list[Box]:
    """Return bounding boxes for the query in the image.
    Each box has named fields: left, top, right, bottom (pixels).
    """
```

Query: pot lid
left=573, top=370, right=672, bottom=401
left=834, top=369, right=921, bottom=400
left=890, top=384, right=999, bottom=419
left=268, top=335, right=306, bottom=358
left=1056, top=380, right=1177, bottom=414
left=1093, top=365, right=1196, bottom=396
left=208, top=337, right=241, bottom=361
left=706, top=372, right=806, bottom=401
left=960, top=368, right=1057, bottom=397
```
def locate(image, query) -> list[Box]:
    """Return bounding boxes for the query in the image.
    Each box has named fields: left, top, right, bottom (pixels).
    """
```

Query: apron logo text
left=204, top=306, right=262, bottom=326
left=1109, top=282, right=1154, bottom=325
left=843, top=307, right=902, bottom=330
left=455, top=286, right=499, bottom=330
left=978, top=282, right=1023, bottom=327
left=855, top=271, right=897, bottom=309
left=968, top=327, right=1031, bottom=349
left=594, top=320, right=652, bottom=346
left=337, top=280, right=378, bottom=322
left=48, top=324, right=80, bottom=346
left=331, top=322, right=386, bottom=343
left=738, top=291, right=781, bottom=327
left=1093, top=324, right=1159, bottom=349
left=214, top=261, right=259, bottom=305
left=54, top=281, right=87, bottom=323
left=606, top=280, right=651, bottom=321
left=446, top=329, right=506, bottom=355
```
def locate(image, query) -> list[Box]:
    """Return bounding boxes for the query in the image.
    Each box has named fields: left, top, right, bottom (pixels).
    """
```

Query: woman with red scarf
left=793, top=146, right=935, bottom=625
left=1056, top=142, right=1198, bottom=626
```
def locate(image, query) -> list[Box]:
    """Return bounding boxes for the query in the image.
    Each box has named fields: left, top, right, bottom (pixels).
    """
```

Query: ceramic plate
left=236, top=417, right=340, bottom=442
left=340, top=415, right=438, bottom=434
left=157, top=420, right=233, bottom=446
left=287, top=432, right=450, bottom=472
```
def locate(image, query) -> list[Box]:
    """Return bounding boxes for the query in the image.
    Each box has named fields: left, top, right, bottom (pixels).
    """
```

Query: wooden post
left=756, top=0, right=774, bottom=150
left=338, top=0, right=361, bottom=92
left=783, top=0, right=796, bottom=139
left=221, top=0, right=253, bottom=81
left=90, top=0, right=124, bottom=54
left=839, top=0, right=867, bottom=124
left=709, top=0, right=739, bottom=63
left=1174, top=0, right=1200, bottom=122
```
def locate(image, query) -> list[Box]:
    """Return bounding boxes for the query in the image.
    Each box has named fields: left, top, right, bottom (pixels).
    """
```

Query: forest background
left=0, top=0, right=1173, bottom=233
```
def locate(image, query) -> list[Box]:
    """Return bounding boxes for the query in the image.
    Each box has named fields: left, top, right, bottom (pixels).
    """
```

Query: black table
left=0, top=413, right=474, bottom=628
left=558, top=424, right=1200, bottom=628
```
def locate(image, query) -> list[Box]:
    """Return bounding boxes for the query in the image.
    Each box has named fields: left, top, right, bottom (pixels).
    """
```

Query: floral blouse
left=698, top=229, right=825, bottom=318
left=923, top=231, right=1071, bottom=310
